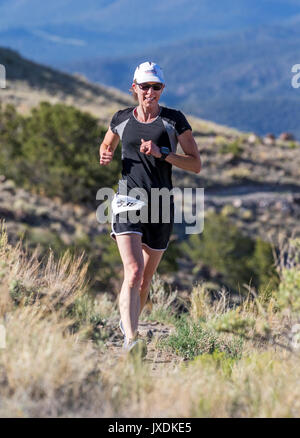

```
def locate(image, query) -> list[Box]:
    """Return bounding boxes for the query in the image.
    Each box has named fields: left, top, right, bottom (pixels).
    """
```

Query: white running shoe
left=119, top=319, right=125, bottom=335
left=123, top=337, right=147, bottom=358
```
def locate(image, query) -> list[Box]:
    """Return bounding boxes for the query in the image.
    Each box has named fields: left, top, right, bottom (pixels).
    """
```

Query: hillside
left=0, top=46, right=243, bottom=135
left=2, top=1, right=300, bottom=138
left=0, top=47, right=132, bottom=127
left=0, top=47, right=300, bottom=294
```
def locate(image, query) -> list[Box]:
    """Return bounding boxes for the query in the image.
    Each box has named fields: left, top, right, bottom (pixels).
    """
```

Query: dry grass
left=0, top=222, right=300, bottom=417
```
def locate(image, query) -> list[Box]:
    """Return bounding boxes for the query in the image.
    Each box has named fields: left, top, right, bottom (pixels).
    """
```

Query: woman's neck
left=135, top=104, right=160, bottom=122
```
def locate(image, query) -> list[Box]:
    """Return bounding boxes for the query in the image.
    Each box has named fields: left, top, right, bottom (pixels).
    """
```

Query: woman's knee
left=124, top=262, right=144, bottom=288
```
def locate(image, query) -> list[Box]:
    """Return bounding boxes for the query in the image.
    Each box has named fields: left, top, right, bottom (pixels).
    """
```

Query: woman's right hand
left=100, top=145, right=114, bottom=165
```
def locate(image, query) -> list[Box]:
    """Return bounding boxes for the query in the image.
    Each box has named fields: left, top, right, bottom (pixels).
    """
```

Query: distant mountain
left=0, top=45, right=238, bottom=135
left=1, top=0, right=300, bottom=137
left=60, top=24, right=300, bottom=138
left=0, top=46, right=133, bottom=126
left=0, top=0, right=299, bottom=63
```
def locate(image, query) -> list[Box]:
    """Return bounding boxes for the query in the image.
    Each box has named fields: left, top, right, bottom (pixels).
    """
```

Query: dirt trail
left=105, top=320, right=182, bottom=374
left=205, top=183, right=300, bottom=202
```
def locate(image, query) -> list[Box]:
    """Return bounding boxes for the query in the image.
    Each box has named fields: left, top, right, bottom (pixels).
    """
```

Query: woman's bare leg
left=139, top=245, right=164, bottom=315
left=115, top=234, right=144, bottom=342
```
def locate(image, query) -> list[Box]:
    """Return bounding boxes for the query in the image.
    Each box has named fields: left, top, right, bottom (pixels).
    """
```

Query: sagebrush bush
left=162, top=317, right=243, bottom=360
left=180, top=213, right=279, bottom=294
left=219, top=139, right=244, bottom=157
left=147, top=273, right=178, bottom=323
left=0, top=102, right=122, bottom=205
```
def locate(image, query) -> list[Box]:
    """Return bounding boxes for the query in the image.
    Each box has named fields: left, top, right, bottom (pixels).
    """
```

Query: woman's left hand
left=140, top=138, right=161, bottom=158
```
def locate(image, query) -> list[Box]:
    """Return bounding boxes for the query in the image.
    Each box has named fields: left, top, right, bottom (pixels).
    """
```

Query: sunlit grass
left=1, top=222, right=300, bottom=417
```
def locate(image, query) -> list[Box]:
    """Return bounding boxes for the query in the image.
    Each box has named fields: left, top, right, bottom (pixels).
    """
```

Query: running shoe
left=119, top=319, right=125, bottom=335
left=123, top=337, right=147, bottom=358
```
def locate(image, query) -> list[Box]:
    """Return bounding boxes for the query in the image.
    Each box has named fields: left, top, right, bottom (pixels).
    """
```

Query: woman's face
left=133, top=82, right=165, bottom=108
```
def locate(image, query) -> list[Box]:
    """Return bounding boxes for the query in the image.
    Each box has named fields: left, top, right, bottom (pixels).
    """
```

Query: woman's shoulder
left=160, top=105, right=186, bottom=119
left=160, top=106, right=190, bottom=123
left=160, top=106, right=192, bottom=134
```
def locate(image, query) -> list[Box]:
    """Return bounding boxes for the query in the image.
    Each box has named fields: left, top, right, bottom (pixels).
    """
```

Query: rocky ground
left=173, top=132, right=300, bottom=244
left=0, top=175, right=106, bottom=247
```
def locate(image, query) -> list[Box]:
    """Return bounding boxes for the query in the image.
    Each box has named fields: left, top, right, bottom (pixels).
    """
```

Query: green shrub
left=64, top=294, right=110, bottom=343
left=219, top=139, right=243, bottom=157
left=248, top=239, right=279, bottom=294
left=212, top=309, right=255, bottom=336
left=225, top=167, right=251, bottom=180
left=214, top=135, right=228, bottom=147
left=271, top=239, right=300, bottom=313
left=9, top=278, right=38, bottom=306
left=180, top=213, right=255, bottom=292
left=191, top=350, right=238, bottom=377
left=162, top=317, right=243, bottom=360
left=287, top=141, right=299, bottom=149
left=157, top=240, right=181, bottom=274
left=180, top=213, right=279, bottom=294
left=147, top=274, right=178, bottom=324
left=0, top=102, right=122, bottom=205
left=20, top=226, right=66, bottom=255
left=278, top=268, right=300, bottom=312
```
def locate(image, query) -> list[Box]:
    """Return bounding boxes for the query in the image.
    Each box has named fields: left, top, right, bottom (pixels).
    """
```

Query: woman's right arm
left=99, top=128, right=120, bottom=166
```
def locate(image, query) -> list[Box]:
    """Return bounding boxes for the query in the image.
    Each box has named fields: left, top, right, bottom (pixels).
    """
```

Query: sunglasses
left=138, top=83, right=164, bottom=91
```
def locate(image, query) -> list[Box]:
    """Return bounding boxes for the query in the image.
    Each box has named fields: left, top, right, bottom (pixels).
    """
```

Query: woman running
left=99, top=61, right=201, bottom=354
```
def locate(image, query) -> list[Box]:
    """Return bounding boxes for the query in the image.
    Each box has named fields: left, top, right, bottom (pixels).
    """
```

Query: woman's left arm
left=164, top=129, right=201, bottom=174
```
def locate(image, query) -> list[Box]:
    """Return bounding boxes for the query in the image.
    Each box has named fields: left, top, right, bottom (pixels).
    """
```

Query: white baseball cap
left=133, top=61, right=165, bottom=84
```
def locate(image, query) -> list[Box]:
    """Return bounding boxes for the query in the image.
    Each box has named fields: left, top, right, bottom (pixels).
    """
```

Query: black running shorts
left=110, top=202, right=174, bottom=251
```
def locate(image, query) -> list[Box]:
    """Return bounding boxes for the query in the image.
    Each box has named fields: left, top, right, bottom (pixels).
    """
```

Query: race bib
left=111, top=194, right=147, bottom=215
